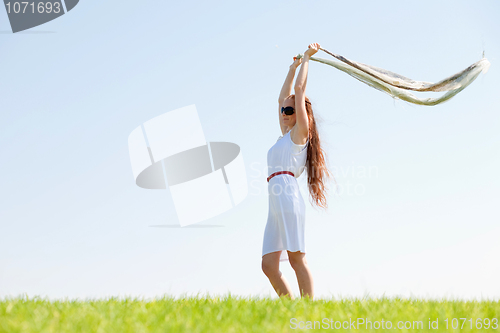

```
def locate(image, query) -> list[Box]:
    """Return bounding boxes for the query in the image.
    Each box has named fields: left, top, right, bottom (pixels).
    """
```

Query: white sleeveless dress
left=262, top=128, right=309, bottom=262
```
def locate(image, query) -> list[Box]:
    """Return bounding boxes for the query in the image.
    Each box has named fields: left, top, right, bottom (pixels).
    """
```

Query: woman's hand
left=304, top=42, right=320, bottom=57
left=290, top=56, right=302, bottom=70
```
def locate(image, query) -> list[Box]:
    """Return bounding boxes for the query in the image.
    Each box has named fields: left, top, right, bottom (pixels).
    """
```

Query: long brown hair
left=289, top=94, right=334, bottom=210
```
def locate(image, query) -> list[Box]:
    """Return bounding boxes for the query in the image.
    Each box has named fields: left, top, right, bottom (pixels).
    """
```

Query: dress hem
left=262, top=248, right=306, bottom=258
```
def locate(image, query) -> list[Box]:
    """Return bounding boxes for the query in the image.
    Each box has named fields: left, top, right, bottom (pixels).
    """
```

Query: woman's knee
left=262, top=254, right=280, bottom=276
left=288, top=251, right=307, bottom=270
left=261, top=260, right=279, bottom=277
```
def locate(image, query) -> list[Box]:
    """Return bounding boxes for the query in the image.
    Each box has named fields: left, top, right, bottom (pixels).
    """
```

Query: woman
left=261, top=43, right=332, bottom=300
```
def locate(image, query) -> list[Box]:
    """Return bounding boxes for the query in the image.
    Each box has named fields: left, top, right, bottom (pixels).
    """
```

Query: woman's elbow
left=294, top=85, right=305, bottom=93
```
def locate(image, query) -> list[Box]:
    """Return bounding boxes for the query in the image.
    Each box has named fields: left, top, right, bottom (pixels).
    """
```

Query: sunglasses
left=281, top=106, right=295, bottom=115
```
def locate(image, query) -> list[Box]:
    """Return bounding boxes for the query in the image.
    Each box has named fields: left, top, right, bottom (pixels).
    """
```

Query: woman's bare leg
left=288, top=250, right=314, bottom=300
left=262, top=251, right=295, bottom=299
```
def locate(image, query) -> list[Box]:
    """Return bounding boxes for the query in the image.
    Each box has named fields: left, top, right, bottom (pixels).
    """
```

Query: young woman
left=261, top=43, right=331, bottom=300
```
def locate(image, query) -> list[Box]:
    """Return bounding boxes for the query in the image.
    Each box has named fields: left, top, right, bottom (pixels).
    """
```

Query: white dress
left=262, top=128, right=309, bottom=262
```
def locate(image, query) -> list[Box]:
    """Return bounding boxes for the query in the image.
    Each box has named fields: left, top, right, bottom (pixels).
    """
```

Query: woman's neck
left=284, top=124, right=295, bottom=135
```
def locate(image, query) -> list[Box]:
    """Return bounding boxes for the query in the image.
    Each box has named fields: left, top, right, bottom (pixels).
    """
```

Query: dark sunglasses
left=281, top=106, right=295, bottom=115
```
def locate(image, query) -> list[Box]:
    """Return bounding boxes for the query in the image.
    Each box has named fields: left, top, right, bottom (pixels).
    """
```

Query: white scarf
left=298, top=48, right=490, bottom=106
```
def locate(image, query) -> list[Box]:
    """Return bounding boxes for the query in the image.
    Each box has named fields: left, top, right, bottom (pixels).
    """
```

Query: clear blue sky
left=1, top=0, right=499, bottom=301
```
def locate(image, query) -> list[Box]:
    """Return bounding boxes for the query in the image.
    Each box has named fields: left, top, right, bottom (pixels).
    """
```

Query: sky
left=0, top=0, right=499, bottom=301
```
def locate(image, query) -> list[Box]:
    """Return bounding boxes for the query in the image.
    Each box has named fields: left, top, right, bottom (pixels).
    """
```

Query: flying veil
left=297, top=48, right=490, bottom=106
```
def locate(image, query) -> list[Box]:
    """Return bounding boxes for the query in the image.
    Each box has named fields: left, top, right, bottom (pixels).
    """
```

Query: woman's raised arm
left=278, top=57, right=302, bottom=134
left=279, top=57, right=302, bottom=104
left=293, top=43, right=320, bottom=139
left=294, top=43, right=319, bottom=95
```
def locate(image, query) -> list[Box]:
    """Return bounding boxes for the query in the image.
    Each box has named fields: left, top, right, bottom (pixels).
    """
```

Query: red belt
left=267, top=171, right=295, bottom=182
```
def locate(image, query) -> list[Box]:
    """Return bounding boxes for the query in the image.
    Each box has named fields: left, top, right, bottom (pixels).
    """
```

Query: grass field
left=1, top=293, right=499, bottom=332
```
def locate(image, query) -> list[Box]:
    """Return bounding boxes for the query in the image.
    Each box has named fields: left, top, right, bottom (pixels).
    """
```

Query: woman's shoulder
left=289, top=125, right=308, bottom=146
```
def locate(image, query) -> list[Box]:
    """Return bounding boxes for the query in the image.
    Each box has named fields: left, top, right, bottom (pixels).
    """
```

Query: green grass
left=1, top=293, right=499, bottom=332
